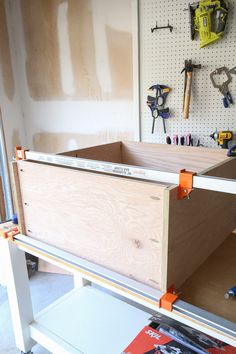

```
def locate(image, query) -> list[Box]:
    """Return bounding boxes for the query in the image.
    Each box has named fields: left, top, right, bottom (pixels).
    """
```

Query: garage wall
left=139, top=0, right=236, bottom=148
left=0, top=0, right=25, bottom=158
left=7, top=0, right=139, bottom=153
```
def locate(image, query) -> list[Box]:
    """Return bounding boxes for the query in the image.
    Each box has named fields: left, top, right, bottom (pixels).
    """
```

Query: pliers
left=210, top=66, right=234, bottom=108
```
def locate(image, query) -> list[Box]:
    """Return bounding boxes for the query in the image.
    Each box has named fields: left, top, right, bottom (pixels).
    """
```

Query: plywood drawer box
left=13, top=141, right=236, bottom=321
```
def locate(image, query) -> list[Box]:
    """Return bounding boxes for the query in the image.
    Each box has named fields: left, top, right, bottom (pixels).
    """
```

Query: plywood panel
left=61, top=142, right=122, bottom=163
left=165, top=158, right=236, bottom=291
left=61, top=141, right=229, bottom=174
left=121, top=141, right=229, bottom=173
left=17, top=160, right=167, bottom=289
left=180, top=233, right=236, bottom=323
left=11, top=162, right=26, bottom=233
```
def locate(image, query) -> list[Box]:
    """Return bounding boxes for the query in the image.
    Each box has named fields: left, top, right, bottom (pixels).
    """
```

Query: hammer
left=181, top=60, right=201, bottom=119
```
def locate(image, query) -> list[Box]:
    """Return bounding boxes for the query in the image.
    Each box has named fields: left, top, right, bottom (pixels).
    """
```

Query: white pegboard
left=139, top=0, right=236, bottom=147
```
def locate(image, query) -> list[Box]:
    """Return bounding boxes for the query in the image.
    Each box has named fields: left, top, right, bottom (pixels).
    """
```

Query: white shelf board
left=30, top=286, right=150, bottom=354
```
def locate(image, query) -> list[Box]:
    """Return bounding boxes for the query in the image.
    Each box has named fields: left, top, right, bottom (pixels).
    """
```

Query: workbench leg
left=73, top=272, right=91, bottom=288
left=4, top=239, right=35, bottom=353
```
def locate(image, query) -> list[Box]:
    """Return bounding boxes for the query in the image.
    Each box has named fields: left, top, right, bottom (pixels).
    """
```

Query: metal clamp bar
left=22, top=151, right=236, bottom=196
left=12, top=234, right=236, bottom=345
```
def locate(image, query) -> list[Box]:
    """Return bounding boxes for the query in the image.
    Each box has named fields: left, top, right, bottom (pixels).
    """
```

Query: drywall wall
left=0, top=0, right=25, bottom=158
left=7, top=0, right=139, bottom=153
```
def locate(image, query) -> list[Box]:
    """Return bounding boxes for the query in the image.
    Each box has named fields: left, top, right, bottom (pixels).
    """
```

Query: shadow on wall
left=33, top=131, right=134, bottom=153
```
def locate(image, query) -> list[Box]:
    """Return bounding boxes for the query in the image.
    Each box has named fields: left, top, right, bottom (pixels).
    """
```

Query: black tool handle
left=162, top=118, right=167, bottom=134
left=152, top=117, right=156, bottom=134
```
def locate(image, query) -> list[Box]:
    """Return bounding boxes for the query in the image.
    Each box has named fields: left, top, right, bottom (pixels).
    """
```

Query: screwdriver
left=186, top=133, right=193, bottom=146
left=180, top=135, right=185, bottom=146
left=173, top=135, right=178, bottom=145
left=166, top=136, right=171, bottom=144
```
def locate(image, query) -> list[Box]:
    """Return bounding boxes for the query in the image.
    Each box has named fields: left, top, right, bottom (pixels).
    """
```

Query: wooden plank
left=180, top=233, right=236, bottom=323
left=17, top=160, right=167, bottom=289
left=121, top=141, right=229, bottom=173
left=11, top=162, right=26, bottom=234
left=0, top=176, right=6, bottom=221
left=165, top=158, right=236, bottom=291
left=60, top=141, right=122, bottom=163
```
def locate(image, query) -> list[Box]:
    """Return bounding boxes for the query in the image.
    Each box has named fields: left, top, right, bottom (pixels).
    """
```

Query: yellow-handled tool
left=181, top=60, right=201, bottom=119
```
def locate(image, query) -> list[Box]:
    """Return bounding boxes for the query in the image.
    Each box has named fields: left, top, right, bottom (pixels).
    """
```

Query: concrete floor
left=0, top=272, right=73, bottom=354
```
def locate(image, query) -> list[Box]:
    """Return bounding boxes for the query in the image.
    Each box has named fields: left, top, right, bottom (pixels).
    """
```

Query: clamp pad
left=15, top=146, right=29, bottom=160
left=178, top=169, right=196, bottom=200
left=159, top=286, right=178, bottom=311
left=3, top=226, right=19, bottom=241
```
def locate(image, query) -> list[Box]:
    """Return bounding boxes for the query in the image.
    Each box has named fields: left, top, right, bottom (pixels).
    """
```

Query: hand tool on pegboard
left=151, top=20, right=173, bottom=33
left=210, top=129, right=233, bottom=148
left=188, top=0, right=229, bottom=48
left=147, top=84, right=171, bottom=134
left=181, top=60, right=201, bottom=119
left=186, top=133, right=193, bottom=146
left=173, top=135, right=179, bottom=145
left=210, top=66, right=236, bottom=108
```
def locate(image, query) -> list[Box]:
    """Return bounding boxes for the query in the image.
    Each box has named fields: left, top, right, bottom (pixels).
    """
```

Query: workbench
left=3, top=142, right=236, bottom=353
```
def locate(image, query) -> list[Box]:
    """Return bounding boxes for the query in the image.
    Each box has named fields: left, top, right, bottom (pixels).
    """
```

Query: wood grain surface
left=180, top=233, right=236, bottom=323
left=65, top=141, right=229, bottom=173
left=11, top=162, right=26, bottom=233
left=17, top=160, right=167, bottom=289
left=61, top=141, right=122, bottom=163
left=121, top=141, right=229, bottom=173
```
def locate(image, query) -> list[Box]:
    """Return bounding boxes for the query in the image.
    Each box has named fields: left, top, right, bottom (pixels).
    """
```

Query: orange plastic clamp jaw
left=158, top=286, right=178, bottom=311
left=3, top=227, right=19, bottom=241
left=178, top=169, right=196, bottom=200
left=15, top=146, right=29, bottom=161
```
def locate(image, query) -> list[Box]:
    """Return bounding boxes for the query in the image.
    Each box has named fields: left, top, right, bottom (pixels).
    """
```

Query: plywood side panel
left=166, top=158, right=236, bottom=291
left=180, top=233, right=236, bottom=323
left=121, top=141, right=229, bottom=173
left=17, top=161, right=167, bottom=289
left=60, top=141, right=122, bottom=163
left=11, top=162, right=26, bottom=234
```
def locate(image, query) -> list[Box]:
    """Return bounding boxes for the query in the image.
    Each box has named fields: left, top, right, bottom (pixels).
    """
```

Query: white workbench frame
left=3, top=232, right=236, bottom=354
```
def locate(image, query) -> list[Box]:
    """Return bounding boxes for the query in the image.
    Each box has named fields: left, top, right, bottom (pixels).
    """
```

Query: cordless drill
left=210, top=130, right=233, bottom=149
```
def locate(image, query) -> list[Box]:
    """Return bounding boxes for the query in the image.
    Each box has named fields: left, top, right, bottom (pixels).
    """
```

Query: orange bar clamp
left=15, top=146, right=29, bottom=161
left=3, top=226, right=19, bottom=241
left=178, top=169, right=196, bottom=200
left=159, top=286, right=179, bottom=311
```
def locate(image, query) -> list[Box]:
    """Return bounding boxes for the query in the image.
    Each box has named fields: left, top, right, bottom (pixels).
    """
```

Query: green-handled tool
left=188, top=0, right=229, bottom=48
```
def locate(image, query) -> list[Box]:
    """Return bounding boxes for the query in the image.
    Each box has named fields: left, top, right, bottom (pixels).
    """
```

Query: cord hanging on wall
left=151, top=20, right=173, bottom=33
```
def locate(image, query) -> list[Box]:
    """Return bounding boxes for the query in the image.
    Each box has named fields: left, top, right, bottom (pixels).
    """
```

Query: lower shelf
left=180, top=233, right=236, bottom=323
left=30, top=286, right=150, bottom=354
